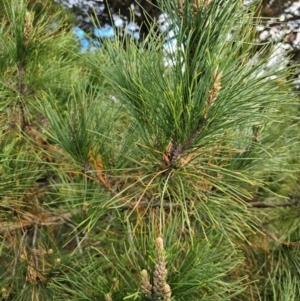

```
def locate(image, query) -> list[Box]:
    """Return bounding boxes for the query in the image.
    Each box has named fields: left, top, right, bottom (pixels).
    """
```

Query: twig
left=32, top=224, right=39, bottom=270
left=259, top=225, right=280, bottom=243
left=247, top=198, right=300, bottom=208
left=83, top=161, right=114, bottom=193
left=1, top=196, right=298, bottom=236
left=119, top=199, right=190, bottom=211
left=66, top=222, right=83, bottom=254
left=258, top=223, right=300, bottom=248
left=0, top=211, right=71, bottom=234
left=83, top=162, right=102, bottom=184
left=17, top=62, right=25, bottom=95
left=0, top=199, right=188, bottom=235
left=105, top=212, right=116, bottom=232
left=127, top=169, right=168, bottom=219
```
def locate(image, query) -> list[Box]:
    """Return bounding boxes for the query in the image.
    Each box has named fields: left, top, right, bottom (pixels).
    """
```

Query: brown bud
left=156, top=237, right=164, bottom=251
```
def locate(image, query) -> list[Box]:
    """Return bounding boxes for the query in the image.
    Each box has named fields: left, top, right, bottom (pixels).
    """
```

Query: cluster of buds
left=24, top=11, right=34, bottom=46
left=105, top=293, right=113, bottom=301
left=178, top=0, right=211, bottom=18
left=141, top=269, right=153, bottom=299
left=204, top=68, right=222, bottom=120
left=1, top=287, right=9, bottom=299
left=192, top=0, right=211, bottom=13
left=141, top=237, right=172, bottom=301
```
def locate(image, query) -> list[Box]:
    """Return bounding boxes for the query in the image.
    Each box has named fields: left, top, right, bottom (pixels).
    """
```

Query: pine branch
left=0, top=199, right=188, bottom=235
left=259, top=224, right=300, bottom=248
left=2, top=195, right=297, bottom=236
left=0, top=209, right=71, bottom=234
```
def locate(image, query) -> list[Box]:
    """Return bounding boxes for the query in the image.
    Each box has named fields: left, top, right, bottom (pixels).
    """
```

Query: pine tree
left=0, top=0, right=299, bottom=300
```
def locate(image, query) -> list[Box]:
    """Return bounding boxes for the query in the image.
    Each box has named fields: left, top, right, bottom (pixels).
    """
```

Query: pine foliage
left=0, top=0, right=300, bottom=300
